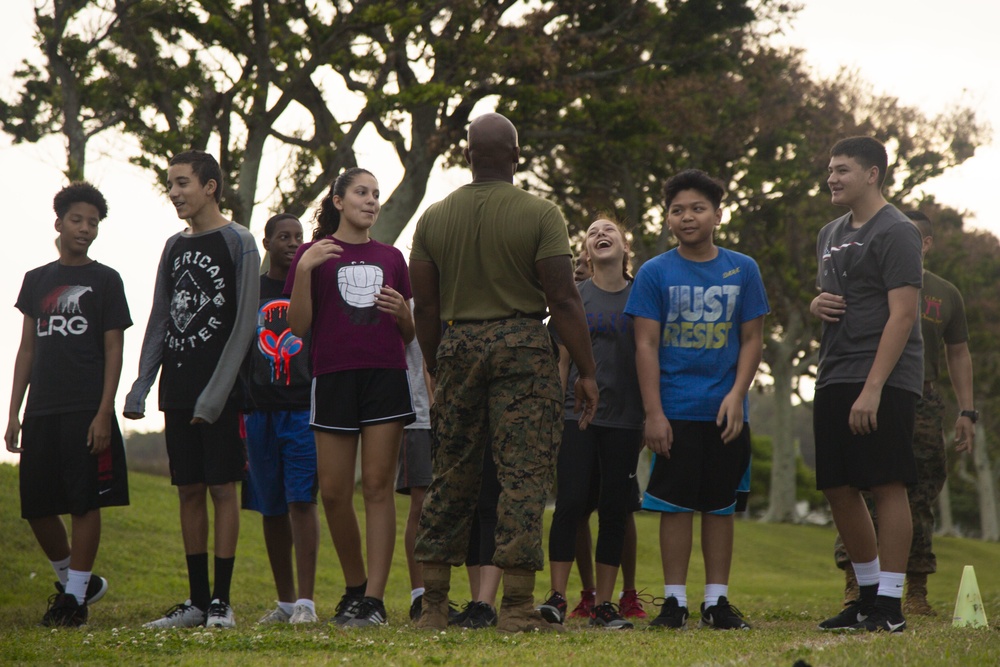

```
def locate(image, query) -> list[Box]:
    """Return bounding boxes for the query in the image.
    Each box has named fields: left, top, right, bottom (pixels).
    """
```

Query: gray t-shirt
left=815, top=204, right=923, bottom=395
left=558, top=278, right=643, bottom=428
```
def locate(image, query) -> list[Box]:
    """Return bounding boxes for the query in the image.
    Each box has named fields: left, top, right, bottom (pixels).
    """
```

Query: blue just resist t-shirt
left=625, top=247, right=769, bottom=422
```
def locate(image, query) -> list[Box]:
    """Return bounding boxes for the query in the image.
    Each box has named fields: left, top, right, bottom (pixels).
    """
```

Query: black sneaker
left=699, top=596, right=751, bottom=630
left=589, top=601, right=633, bottom=630
left=41, top=593, right=88, bottom=628
left=649, top=596, right=689, bottom=629
left=819, top=599, right=870, bottom=631
left=537, top=591, right=567, bottom=624
left=343, top=596, right=387, bottom=628
left=55, top=575, right=108, bottom=606
left=331, top=591, right=364, bottom=626
left=409, top=594, right=423, bottom=621
left=450, top=601, right=497, bottom=628
left=848, top=605, right=906, bottom=633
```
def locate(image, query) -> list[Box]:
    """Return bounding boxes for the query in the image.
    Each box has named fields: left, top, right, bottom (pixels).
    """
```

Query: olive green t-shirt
left=410, top=181, right=572, bottom=320
left=920, top=269, right=969, bottom=382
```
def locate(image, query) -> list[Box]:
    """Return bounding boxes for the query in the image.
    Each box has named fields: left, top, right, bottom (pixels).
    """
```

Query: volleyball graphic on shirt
left=338, top=262, right=383, bottom=308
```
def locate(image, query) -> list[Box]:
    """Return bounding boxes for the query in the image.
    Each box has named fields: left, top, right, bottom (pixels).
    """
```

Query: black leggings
left=548, top=421, right=642, bottom=566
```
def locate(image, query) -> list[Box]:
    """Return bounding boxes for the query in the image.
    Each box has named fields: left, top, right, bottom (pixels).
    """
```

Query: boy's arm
left=5, top=315, right=35, bottom=453
left=851, top=285, right=919, bottom=435
left=193, top=234, right=260, bottom=424
left=88, top=329, right=125, bottom=454
left=634, top=315, right=671, bottom=456
left=718, top=315, right=765, bottom=444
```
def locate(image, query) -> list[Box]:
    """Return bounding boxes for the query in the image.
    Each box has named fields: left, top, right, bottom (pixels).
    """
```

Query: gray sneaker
left=331, top=592, right=364, bottom=626
left=289, top=603, right=318, bottom=624
left=205, top=599, right=236, bottom=629
left=144, top=600, right=206, bottom=629
left=257, top=605, right=291, bottom=625
left=343, top=597, right=387, bottom=628
left=589, top=601, right=634, bottom=630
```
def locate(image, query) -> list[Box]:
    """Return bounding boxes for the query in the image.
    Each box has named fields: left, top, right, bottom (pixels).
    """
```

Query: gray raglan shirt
left=125, top=222, right=260, bottom=423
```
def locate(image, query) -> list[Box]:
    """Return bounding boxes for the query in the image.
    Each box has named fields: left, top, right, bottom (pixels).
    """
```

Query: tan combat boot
left=497, top=569, right=564, bottom=633
left=844, top=563, right=860, bottom=605
left=415, top=563, right=451, bottom=630
left=903, top=573, right=936, bottom=616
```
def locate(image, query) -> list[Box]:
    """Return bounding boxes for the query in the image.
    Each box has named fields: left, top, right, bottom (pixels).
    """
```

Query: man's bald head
left=465, top=113, right=519, bottom=181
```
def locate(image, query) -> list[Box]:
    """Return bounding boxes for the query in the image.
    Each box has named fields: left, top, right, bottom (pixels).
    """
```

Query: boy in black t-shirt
left=124, top=151, right=259, bottom=629
left=242, top=214, right=320, bottom=625
left=5, top=182, right=132, bottom=628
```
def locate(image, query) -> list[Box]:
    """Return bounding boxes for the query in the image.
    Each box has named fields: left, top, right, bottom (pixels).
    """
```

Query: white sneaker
left=144, top=600, right=206, bottom=629
left=289, top=603, right=318, bottom=624
left=205, top=599, right=236, bottom=629
left=257, top=605, right=291, bottom=625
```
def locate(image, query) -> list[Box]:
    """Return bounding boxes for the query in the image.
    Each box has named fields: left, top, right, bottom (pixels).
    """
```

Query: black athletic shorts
left=814, top=383, right=918, bottom=490
left=310, top=368, right=415, bottom=433
left=20, top=411, right=129, bottom=519
left=164, top=408, right=247, bottom=486
left=641, top=420, right=751, bottom=515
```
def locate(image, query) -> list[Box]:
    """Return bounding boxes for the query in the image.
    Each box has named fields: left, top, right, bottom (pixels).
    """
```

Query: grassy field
left=1, top=462, right=998, bottom=665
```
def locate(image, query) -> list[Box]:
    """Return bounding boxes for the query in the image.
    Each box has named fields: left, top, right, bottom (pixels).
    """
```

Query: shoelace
left=335, top=595, right=361, bottom=616
left=624, top=589, right=656, bottom=605
left=714, top=601, right=746, bottom=620
left=163, top=602, right=195, bottom=618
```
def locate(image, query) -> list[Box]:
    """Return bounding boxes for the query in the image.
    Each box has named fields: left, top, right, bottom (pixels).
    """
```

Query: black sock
left=186, top=553, right=211, bottom=611
left=859, top=584, right=878, bottom=609
left=875, top=594, right=902, bottom=614
left=346, top=580, right=367, bottom=598
left=212, top=556, right=236, bottom=604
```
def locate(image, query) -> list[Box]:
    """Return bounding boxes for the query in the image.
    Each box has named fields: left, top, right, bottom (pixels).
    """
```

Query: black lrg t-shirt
left=16, top=260, right=132, bottom=416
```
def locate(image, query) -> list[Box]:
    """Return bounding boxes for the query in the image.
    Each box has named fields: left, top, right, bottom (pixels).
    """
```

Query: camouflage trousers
left=834, top=388, right=947, bottom=574
left=414, top=318, right=562, bottom=571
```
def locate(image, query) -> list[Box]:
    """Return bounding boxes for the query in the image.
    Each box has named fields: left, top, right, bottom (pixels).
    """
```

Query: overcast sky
left=1, top=1, right=997, bottom=464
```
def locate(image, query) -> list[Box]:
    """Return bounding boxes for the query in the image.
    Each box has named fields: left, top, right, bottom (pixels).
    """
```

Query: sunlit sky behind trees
left=0, top=1, right=996, bottom=463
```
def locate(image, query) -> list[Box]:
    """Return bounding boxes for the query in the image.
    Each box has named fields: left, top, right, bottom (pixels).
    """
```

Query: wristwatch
left=960, top=409, right=979, bottom=424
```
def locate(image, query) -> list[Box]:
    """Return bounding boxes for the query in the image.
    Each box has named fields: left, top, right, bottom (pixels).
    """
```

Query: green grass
left=1, top=462, right=999, bottom=665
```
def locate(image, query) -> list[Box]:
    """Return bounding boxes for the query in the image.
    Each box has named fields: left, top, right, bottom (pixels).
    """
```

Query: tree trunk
left=973, top=426, right=999, bottom=541
left=936, top=477, right=958, bottom=537
left=760, top=327, right=798, bottom=523
left=758, top=306, right=806, bottom=523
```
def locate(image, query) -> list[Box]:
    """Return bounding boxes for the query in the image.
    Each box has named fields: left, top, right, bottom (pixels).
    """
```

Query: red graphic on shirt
left=257, top=299, right=303, bottom=385
left=922, top=295, right=943, bottom=322
left=41, top=285, right=93, bottom=314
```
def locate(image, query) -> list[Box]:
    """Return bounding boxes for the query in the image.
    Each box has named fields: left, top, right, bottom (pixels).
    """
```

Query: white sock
left=852, top=557, right=881, bottom=587
left=704, top=583, right=728, bottom=609
left=877, top=571, right=905, bottom=599
left=278, top=601, right=295, bottom=615
left=66, top=569, right=90, bottom=605
left=294, top=598, right=315, bottom=613
left=51, top=557, right=71, bottom=586
left=664, top=585, right=687, bottom=609
left=411, top=587, right=425, bottom=604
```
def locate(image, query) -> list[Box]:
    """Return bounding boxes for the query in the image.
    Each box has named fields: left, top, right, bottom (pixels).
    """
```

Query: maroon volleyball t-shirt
left=284, top=237, right=411, bottom=376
